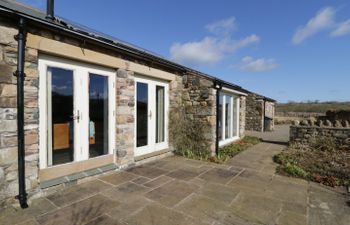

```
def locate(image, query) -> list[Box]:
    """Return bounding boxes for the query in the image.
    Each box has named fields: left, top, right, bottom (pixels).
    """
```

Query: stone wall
left=290, top=119, right=350, bottom=148
left=239, top=96, right=246, bottom=137
left=181, top=74, right=216, bottom=154
left=115, top=69, right=135, bottom=167
left=245, top=93, right=264, bottom=132
left=0, top=20, right=40, bottom=205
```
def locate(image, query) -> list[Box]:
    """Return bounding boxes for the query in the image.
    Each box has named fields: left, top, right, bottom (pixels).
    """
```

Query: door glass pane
left=232, top=97, right=238, bottom=137
left=225, top=95, right=232, bottom=139
left=48, top=67, right=74, bottom=166
left=89, top=74, right=109, bottom=158
left=218, top=94, right=223, bottom=140
left=137, top=82, right=148, bottom=147
left=156, top=86, right=165, bottom=143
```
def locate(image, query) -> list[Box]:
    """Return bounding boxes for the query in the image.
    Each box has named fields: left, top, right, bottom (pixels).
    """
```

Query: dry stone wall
left=290, top=119, right=350, bottom=148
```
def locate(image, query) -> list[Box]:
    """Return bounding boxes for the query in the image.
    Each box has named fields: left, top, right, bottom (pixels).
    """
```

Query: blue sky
left=18, top=0, right=350, bottom=103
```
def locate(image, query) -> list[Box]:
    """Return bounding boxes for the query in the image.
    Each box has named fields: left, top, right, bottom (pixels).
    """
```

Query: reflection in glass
left=89, top=74, right=109, bottom=158
left=156, top=86, right=165, bottom=143
left=225, top=95, right=232, bottom=139
left=48, top=67, right=74, bottom=166
left=137, top=82, right=148, bottom=147
left=218, top=94, right=223, bottom=140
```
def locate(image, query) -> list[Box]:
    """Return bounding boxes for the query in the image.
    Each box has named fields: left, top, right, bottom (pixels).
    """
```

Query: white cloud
left=170, top=17, right=260, bottom=66
left=292, top=7, right=335, bottom=44
left=237, top=56, right=278, bottom=72
left=170, top=35, right=260, bottom=65
left=330, top=19, right=350, bottom=37
left=205, top=17, right=236, bottom=36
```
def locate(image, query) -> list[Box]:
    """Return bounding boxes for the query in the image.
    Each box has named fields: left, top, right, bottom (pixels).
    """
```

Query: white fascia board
left=221, top=87, right=248, bottom=96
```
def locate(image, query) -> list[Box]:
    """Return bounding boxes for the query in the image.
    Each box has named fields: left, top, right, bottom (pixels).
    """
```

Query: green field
left=276, top=102, right=350, bottom=113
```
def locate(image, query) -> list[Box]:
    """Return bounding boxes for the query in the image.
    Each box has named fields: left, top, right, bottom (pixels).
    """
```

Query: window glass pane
left=218, top=94, right=223, bottom=140
left=89, top=74, right=109, bottom=158
left=232, top=97, right=238, bottom=137
left=156, top=86, right=165, bottom=143
left=48, top=67, right=74, bottom=166
left=137, top=82, right=148, bottom=147
left=225, top=95, right=232, bottom=139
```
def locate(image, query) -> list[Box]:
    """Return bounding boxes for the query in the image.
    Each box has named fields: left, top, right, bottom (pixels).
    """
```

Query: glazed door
left=47, top=67, right=80, bottom=166
left=135, top=77, right=168, bottom=156
left=39, top=55, right=116, bottom=169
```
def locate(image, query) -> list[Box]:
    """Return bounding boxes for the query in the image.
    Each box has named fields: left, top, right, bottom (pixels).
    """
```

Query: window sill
left=219, top=136, right=240, bottom=147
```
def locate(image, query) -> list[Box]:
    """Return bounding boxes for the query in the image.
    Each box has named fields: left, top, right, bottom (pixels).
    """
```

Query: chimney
left=46, top=0, right=54, bottom=20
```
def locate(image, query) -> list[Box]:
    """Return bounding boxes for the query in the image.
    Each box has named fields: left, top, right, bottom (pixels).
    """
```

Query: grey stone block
left=99, top=164, right=117, bottom=172
left=40, top=177, right=68, bottom=189
left=66, top=172, right=86, bottom=182
left=84, top=168, right=101, bottom=177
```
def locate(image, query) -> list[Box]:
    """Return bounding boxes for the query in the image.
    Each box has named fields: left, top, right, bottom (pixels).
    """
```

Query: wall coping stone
left=290, top=125, right=350, bottom=131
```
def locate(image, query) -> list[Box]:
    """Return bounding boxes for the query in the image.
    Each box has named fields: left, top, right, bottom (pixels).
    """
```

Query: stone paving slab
left=36, top=194, right=120, bottom=225
left=144, top=180, right=198, bottom=207
left=46, top=179, right=112, bottom=207
left=199, top=167, right=241, bottom=184
left=1, top=141, right=349, bottom=225
left=127, top=165, right=168, bottom=179
left=99, top=171, right=138, bottom=186
left=125, top=203, right=210, bottom=225
left=175, top=194, right=230, bottom=224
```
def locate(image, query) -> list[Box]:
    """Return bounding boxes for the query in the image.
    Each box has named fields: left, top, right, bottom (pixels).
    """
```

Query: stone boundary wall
left=290, top=119, right=350, bottom=148
left=276, top=111, right=324, bottom=118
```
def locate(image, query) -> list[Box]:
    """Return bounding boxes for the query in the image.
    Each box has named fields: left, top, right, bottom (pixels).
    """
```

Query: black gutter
left=14, top=17, right=28, bottom=209
left=214, top=81, right=222, bottom=156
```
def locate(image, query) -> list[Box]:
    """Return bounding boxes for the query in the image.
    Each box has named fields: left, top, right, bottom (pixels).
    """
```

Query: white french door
left=135, top=76, right=169, bottom=157
left=39, top=55, right=116, bottom=169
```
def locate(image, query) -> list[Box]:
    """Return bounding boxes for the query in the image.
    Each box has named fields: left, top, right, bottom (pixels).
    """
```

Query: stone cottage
left=245, top=92, right=276, bottom=132
left=0, top=0, right=271, bottom=207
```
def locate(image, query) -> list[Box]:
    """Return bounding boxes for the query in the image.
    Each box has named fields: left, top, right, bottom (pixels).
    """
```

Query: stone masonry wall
left=182, top=74, right=216, bottom=154
left=290, top=119, right=350, bottom=148
left=168, top=75, right=183, bottom=151
left=245, top=93, right=264, bottom=132
left=239, top=96, right=246, bottom=137
left=0, top=20, right=40, bottom=206
left=115, top=69, right=135, bottom=167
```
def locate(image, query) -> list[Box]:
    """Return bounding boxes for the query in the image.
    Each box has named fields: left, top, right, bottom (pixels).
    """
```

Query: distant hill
left=276, top=101, right=350, bottom=113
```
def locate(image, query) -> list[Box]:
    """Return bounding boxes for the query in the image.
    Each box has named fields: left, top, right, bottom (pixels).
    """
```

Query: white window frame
left=38, top=54, right=116, bottom=169
left=219, top=91, right=240, bottom=147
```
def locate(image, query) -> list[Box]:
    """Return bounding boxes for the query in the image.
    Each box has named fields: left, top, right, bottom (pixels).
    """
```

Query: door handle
left=148, top=110, right=152, bottom=120
left=71, top=110, right=80, bottom=122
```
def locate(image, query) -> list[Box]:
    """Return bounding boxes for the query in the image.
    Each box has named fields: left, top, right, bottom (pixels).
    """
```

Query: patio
left=0, top=142, right=349, bottom=225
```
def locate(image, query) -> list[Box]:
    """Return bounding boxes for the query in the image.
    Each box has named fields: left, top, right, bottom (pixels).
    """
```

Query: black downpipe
left=214, top=82, right=222, bottom=156
left=14, top=17, right=28, bottom=209
left=46, top=0, right=54, bottom=20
